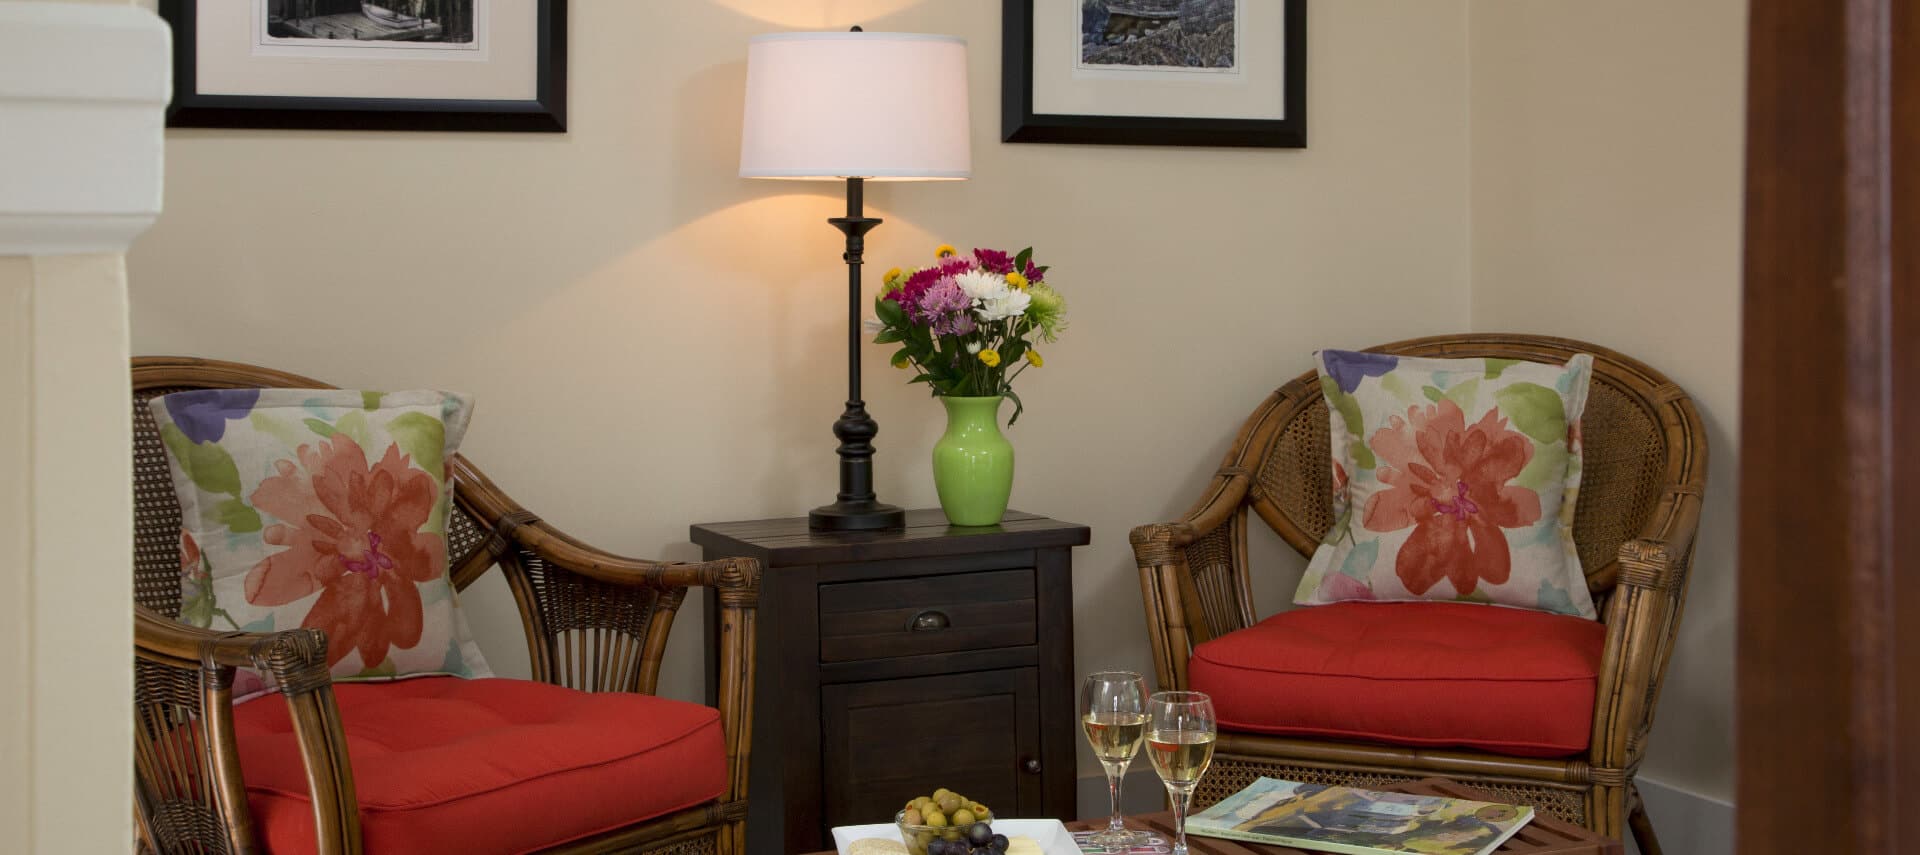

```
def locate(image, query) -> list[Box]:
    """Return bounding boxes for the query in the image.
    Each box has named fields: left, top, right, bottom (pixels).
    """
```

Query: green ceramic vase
left=932, top=396, right=1014, bottom=527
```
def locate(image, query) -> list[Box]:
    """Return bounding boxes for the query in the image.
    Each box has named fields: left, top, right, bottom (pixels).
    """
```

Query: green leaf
left=303, top=418, right=337, bottom=438
left=874, top=296, right=906, bottom=325
left=332, top=409, right=371, bottom=451
left=1443, top=377, right=1481, bottom=412
left=1484, top=358, right=1521, bottom=380
left=1014, top=247, right=1033, bottom=270
left=1319, top=377, right=1376, bottom=470
left=361, top=390, right=385, bottom=411
left=1004, top=389, right=1026, bottom=426
left=388, top=412, right=446, bottom=481
left=215, top=497, right=262, bottom=533
left=159, top=423, right=242, bottom=496
left=1348, top=439, right=1377, bottom=471
left=909, top=374, right=934, bottom=385
left=248, top=411, right=306, bottom=447
left=1421, top=385, right=1446, bottom=403
left=1379, top=372, right=1418, bottom=403
left=890, top=347, right=912, bottom=366
left=873, top=328, right=904, bottom=344
left=1494, top=382, right=1569, bottom=443
left=1515, top=442, right=1569, bottom=490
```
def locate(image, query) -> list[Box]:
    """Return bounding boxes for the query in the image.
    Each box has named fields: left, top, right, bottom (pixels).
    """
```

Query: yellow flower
left=935, top=243, right=957, bottom=259
left=883, top=267, right=904, bottom=286
left=978, top=349, right=1001, bottom=367
left=1005, top=271, right=1029, bottom=290
left=892, top=353, right=911, bottom=369
left=1025, top=350, right=1043, bottom=368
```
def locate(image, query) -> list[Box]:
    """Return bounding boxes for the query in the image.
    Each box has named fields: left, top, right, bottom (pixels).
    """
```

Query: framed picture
left=1002, top=0, right=1305, bottom=148
left=159, top=0, right=566, bottom=132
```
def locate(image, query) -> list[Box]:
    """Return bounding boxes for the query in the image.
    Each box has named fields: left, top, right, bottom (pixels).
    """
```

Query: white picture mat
left=1033, top=0, right=1286, bottom=121
left=195, top=0, right=538, bottom=101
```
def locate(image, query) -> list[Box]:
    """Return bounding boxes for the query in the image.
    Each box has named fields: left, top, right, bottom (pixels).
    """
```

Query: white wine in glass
left=1080, top=672, right=1155, bottom=847
left=1081, top=710, right=1148, bottom=765
left=1147, top=691, right=1217, bottom=855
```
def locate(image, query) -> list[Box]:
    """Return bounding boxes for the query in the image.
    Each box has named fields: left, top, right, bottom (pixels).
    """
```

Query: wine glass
left=1081, top=672, right=1152, bottom=847
left=1146, top=691, right=1217, bottom=855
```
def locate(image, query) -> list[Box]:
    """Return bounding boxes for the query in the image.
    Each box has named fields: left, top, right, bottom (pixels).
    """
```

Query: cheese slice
left=1004, top=836, right=1043, bottom=855
left=848, top=839, right=909, bottom=855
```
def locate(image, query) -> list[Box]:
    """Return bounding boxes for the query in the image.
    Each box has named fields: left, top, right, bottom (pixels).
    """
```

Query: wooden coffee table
left=1064, top=779, right=1621, bottom=855
left=807, top=778, right=1620, bottom=855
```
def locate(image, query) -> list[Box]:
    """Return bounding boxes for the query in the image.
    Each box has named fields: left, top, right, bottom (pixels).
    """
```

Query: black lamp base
left=809, top=500, right=907, bottom=532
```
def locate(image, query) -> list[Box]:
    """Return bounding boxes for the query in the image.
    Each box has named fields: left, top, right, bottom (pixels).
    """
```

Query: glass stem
left=1106, top=765, right=1126, bottom=833
left=1169, top=785, right=1193, bottom=855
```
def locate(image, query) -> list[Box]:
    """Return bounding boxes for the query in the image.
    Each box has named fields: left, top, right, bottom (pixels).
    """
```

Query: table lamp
left=740, top=28, right=972, bottom=531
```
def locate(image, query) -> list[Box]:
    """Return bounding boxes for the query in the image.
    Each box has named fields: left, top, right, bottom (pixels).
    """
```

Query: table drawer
left=819, top=568, right=1037, bottom=663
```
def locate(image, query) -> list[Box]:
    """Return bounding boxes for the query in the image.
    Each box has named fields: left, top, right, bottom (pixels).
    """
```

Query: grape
left=967, top=822, right=994, bottom=847
left=990, top=835, right=1009, bottom=852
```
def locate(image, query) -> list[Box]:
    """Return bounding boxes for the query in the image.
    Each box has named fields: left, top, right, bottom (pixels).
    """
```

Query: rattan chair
left=131, top=357, right=759, bottom=855
left=1129, top=334, right=1704, bottom=855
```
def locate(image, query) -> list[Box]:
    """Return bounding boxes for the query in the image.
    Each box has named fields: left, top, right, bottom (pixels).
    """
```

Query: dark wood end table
left=693, top=510, right=1092, bottom=855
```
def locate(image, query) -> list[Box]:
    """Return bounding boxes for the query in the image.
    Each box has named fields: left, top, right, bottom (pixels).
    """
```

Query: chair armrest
left=1129, top=469, right=1254, bottom=689
left=135, top=609, right=361, bottom=854
left=1589, top=485, right=1704, bottom=776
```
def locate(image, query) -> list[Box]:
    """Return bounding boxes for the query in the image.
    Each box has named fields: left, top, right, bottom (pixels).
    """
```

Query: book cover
left=1186, top=778, right=1533, bottom=855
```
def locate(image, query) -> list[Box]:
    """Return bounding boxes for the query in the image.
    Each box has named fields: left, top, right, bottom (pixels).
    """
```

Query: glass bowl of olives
left=895, top=790, right=995, bottom=855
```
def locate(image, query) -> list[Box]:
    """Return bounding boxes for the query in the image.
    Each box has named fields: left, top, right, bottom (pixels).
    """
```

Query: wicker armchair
left=1129, top=334, right=1704, bottom=855
left=131, top=357, right=759, bottom=855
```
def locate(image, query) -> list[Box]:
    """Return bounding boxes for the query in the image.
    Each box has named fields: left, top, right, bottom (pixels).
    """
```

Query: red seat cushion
left=231, top=677, right=727, bottom=855
left=1189, top=602, right=1606, bottom=758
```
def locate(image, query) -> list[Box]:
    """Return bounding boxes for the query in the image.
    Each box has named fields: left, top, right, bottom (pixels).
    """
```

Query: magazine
left=1185, top=777, right=1533, bottom=855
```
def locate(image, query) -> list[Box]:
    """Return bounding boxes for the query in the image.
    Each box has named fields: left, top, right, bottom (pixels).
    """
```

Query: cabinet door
left=821, top=668, right=1043, bottom=830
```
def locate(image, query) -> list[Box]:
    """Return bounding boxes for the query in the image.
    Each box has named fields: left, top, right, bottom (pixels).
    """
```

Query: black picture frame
left=159, top=0, right=567, bottom=132
left=1002, top=0, right=1305, bottom=148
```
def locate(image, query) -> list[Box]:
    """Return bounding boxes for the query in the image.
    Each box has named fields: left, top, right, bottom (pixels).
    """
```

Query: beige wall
left=129, top=0, right=1475, bottom=772
left=1469, top=0, right=1747, bottom=802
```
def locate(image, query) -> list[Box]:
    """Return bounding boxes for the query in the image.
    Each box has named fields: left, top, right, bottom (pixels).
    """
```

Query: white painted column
left=0, top=3, right=169, bottom=852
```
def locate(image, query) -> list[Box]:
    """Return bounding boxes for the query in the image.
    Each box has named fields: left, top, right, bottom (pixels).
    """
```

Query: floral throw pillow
left=1293, top=350, right=1598, bottom=618
left=152, top=389, right=492, bottom=695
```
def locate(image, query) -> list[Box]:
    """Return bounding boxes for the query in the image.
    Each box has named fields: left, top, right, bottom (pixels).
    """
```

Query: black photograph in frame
left=160, top=0, right=566, bottom=132
left=1003, top=0, right=1305, bottom=148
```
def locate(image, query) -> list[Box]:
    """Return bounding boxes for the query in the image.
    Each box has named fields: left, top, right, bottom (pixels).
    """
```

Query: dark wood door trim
left=1737, top=0, right=1916, bottom=850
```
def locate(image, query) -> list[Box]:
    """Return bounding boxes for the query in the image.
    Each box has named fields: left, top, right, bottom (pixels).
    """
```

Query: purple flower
left=973, top=248, right=1015, bottom=275
left=916, top=278, right=976, bottom=336
left=1321, top=350, right=1400, bottom=394
left=937, top=255, right=976, bottom=277
left=164, top=388, right=262, bottom=444
left=1021, top=260, right=1045, bottom=284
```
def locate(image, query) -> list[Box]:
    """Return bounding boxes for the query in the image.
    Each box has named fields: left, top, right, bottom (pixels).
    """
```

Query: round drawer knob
left=909, top=610, right=951, bottom=632
left=1022, top=757, right=1042, bottom=774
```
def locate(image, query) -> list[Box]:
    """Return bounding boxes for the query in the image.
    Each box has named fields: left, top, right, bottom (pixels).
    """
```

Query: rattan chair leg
left=1627, top=787, right=1661, bottom=855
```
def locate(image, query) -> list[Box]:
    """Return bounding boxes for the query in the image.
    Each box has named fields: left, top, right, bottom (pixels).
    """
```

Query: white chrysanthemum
left=966, top=341, right=982, bottom=353
left=955, top=269, right=1009, bottom=304
left=978, top=288, right=1032, bottom=322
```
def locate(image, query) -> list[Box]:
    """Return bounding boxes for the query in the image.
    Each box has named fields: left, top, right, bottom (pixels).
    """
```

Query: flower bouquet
left=870, top=244, right=1067, bottom=525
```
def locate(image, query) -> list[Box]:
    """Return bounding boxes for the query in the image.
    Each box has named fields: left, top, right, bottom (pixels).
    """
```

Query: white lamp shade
left=739, top=32, right=971, bottom=181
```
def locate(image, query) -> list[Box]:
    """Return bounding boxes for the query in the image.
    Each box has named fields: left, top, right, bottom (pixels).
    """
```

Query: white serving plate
left=832, top=818, right=1077, bottom=855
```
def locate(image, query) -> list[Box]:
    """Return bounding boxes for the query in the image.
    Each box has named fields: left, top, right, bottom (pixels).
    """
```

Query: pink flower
left=1362, top=399, right=1541, bottom=596
left=245, top=433, right=445, bottom=669
left=973, top=248, right=1015, bottom=275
